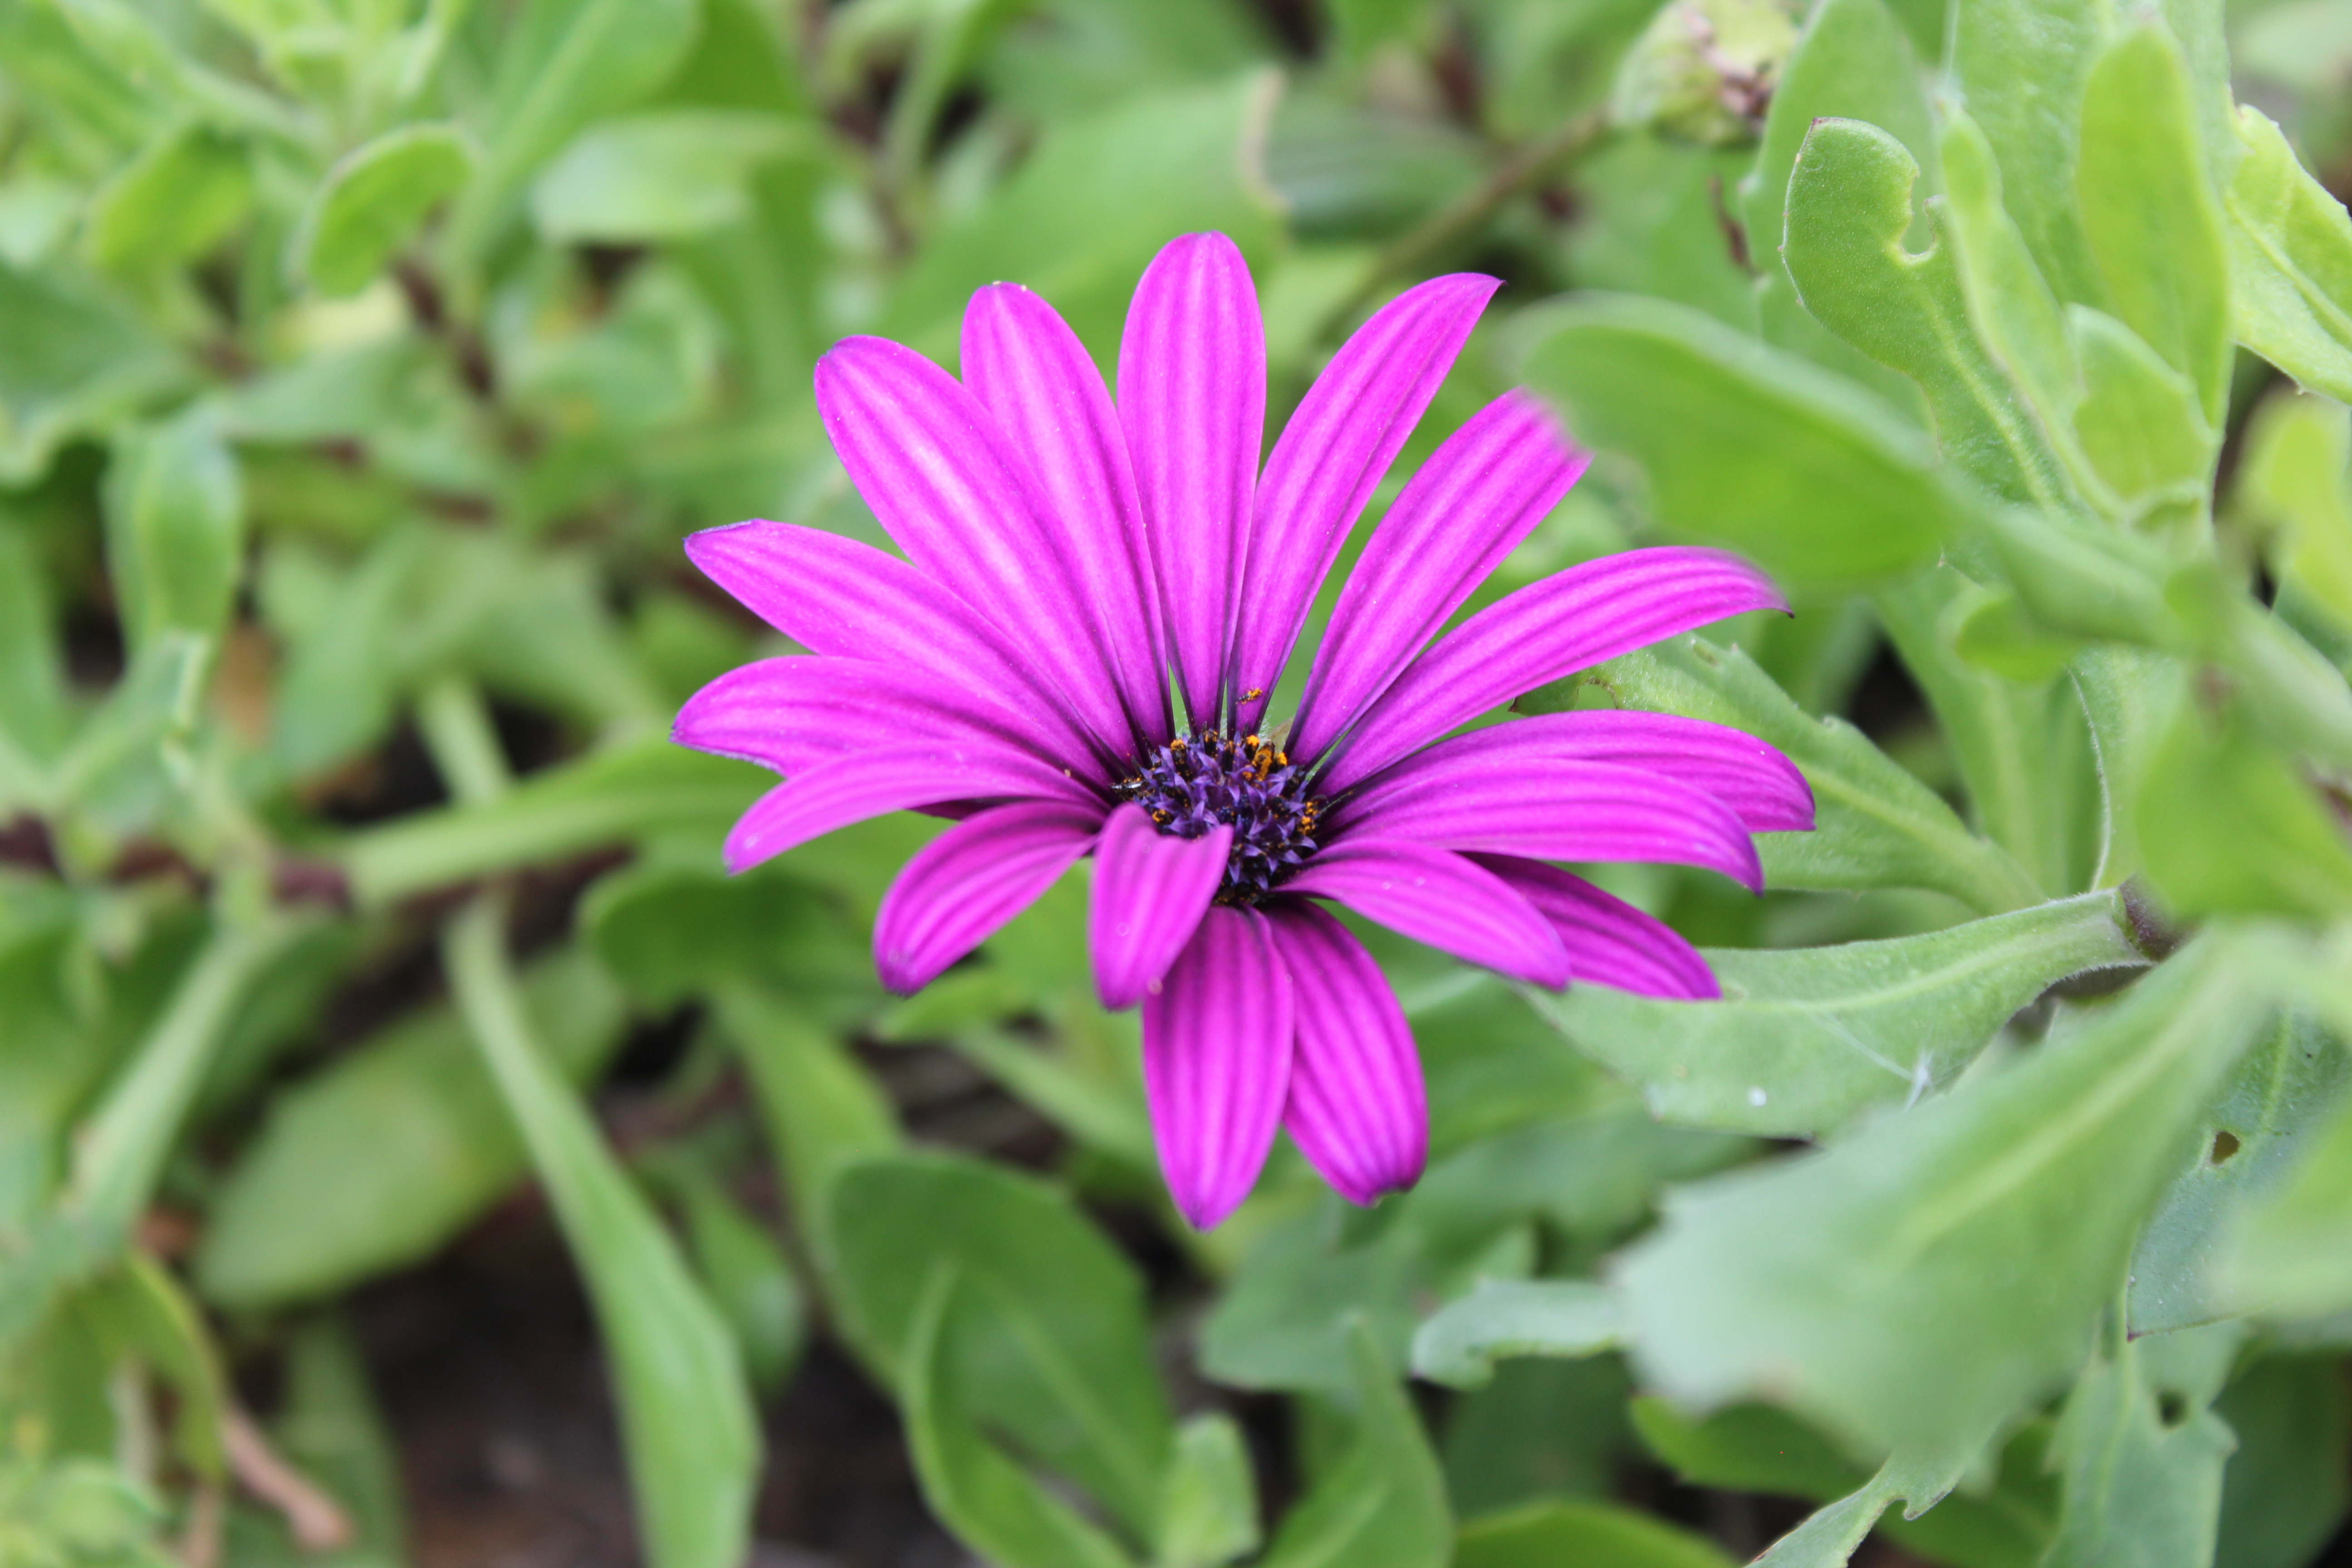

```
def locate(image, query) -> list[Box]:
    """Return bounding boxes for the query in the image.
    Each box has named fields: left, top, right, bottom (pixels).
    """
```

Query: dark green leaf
left=1453, top=1499, right=1734, bottom=1568
left=1257, top=1319, right=1452, bottom=1568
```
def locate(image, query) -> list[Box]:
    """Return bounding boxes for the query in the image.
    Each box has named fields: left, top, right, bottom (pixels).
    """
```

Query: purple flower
left=676, top=233, right=1812, bottom=1229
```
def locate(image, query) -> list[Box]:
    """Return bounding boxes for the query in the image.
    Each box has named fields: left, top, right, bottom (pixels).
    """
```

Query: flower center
left=1114, top=730, right=1324, bottom=902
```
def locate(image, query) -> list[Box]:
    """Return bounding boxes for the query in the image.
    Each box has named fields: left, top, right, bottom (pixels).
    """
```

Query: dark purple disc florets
left=1114, top=730, right=1323, bottom=902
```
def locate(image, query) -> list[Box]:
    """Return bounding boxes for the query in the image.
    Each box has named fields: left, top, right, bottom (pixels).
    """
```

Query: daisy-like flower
left=676, top=233, right=1812, bottom=1229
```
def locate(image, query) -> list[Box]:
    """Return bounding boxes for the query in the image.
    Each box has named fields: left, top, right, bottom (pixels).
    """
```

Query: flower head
left=676, top=233, right=1812, bottom=1228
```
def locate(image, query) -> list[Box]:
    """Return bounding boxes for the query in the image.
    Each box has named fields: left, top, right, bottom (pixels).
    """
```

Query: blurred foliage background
left=6, top=0, right=2352, bottom=1564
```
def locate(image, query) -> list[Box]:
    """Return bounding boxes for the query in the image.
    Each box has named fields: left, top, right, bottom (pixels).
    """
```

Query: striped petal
left=1335, top=759, right=1764, bottom=893
left=1471, top=855, right=1719, bottom=1000
left=1231, top=274, right=1500, bottom=730
left=1090, top=804, right=1232, bottom=1009
left=723, top=742, right=1091, bottom=873
left=873, top=801, right=1104, bottom=994
left=1285, top=841, right=1569, bottom=987
left=1316, top=548, right=1785, bottom=792
left=681, top=520, right=1107, bottom=779
left=962, top=284, right=1170, bottom=745
left=1143, top=906, right=1295, bottom=1230
left=674, top=656, right=1049, bottom=777
left=1351, top=710, right=1814, bottom=833
left=1291, top=392, right=1587, bottom=758
left=1266, top=901, right=1427, bottom=1205
left=1119, top=233, right=1264, bottom=728
left=816, top=336, right=1137, bottom=759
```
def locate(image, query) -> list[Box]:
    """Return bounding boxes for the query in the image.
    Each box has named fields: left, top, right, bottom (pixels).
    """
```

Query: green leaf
left=2220, top=1051, right=2352, bottom=1321
left=2138, top=691, right=2352, bottom=922
left=1782, top=117, right=2070, bottom=508
left=900, top=1265, right=1141, bottom=1568
left=448, top=0, right=702, bottom=256
left=291, top=123, right=476, bottom=298
left=1533, top=892, right=2139, bottom=1137
left=1157, top=1413, right=1262, bottom=1568
left=2069, top=644, right=2188, bottom=891
left=1515, top=293, right=1960, bottom=589
left=660, top=1158, right=808, bottom=1396
left=2130, top=1014, right=2351, bottom=1335
left=84, top=122, right=252, bottom=273
left=2225, top=105, right=2352, bottom=405
left=828, top=1153, right=1173, bottom=1541
left=1947, top=0, right=2112, bottom=307
left=2213, top=1353, right=2351, bottom=1568
left=1736, top=0, right=1934, bottom=411
left=102, top=407, right=244, bottom=654
left=1544, top=631, right=2044, bottom=914
left=883, top=71, right=1286, bottom=362
left=196, top=948, right=627, bottom=1309
left=1633, top=1399, right=2058, bottom=1568
left=340, top=738, right=760, bottom=907
left=1258, top=1319, right=1452, bottom=1568
left=0, top=523, right=69, bottom=770
left=0, top=262, right=183, bottom=487
left=1746, top=1449, right=1979, bottom=1568
left=1453, top=1500, right=1734, bottom=1568
left=2074, top=22, right=2232, bottom=431
left=531, top=111, right=815, bottom=243
left=583, top=862, right=874, bottom=1011
left=1947, top=583, right=2082, bottom=685
left=444, top=896, right=758, bottom=1568
left=2040, top=1342, right=2233, bottom=1568
left=2066, top=305, right=2214, bottom=528
left=1618, top=935, right=2266, bottom=1460
left=2234, top=391, right=2352, bottom=639
left=264, top=1315, right=410, bottom=1565
left=1410, top=1279, right=1624, bottom=1389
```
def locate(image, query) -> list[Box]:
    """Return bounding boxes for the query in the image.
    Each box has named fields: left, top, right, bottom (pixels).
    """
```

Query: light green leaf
left=1453, top=1499, right=1735, bottom=1568
left=1947, top=0, right=2113, bottom=307
left=341, top=738, right=760, bottom=907
left=2225, top=105, right=2352, bottom=405
left=1257, top=1320, right=1452, bottom=1568
left=103, top=407, right=244, bottom=654
left=1747, top=1450, right=1973, bottom=1568
left=829, top=1153, right=1173, bottom=1540
left=1946, top=583, right=2081, bottom=685
left=1619, top=935, right=2265, bottom=1460
left=0, top=263, right=183, bottom=486
left=1410, top=1279, right=1623, bottom=1389
left=1540, top=632, right=2044, bottom=915
left=444, top=897, right=758, bottom=1568
left=531, top=111, right=815, bottom=243
left=2066, top=305, right=2213, bottom=528
left=2220, top=1031, right=2352, bottom=1321
left=1515, top=293, right=1961, bottom=589
left=84, top=122, right=252, bottom=273
left=900, top=1265, right=1140, bottom=1568
left=2069, top=643, right=2187, bottom=891
left=2234, top=390, right=2352, bottom=638
left=1157, top=1413, right=1261, bottom=1568
left=291, top=123, right=476, bottom=298
left=2040, top=1343, right=2234, bottom=1568
left=1530, top=891, right=2139, bottom=1137
left=448, top=0, right=701, bottom=257
left=884, top=71, right=1286, bottom=362
left=1782, top=116, right=2071, bottom=508
left=2138, top=691, right=2352, bottom=922
left=2130, top=1014, right=2351, bottom=1335
left=2074, top=22, right=2232, bottom=431
left=196, top=948, right=627, bottom=1309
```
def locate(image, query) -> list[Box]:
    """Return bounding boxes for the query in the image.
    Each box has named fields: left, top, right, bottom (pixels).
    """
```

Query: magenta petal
left=1265, top=902, right=1427, bottom=1205
left=1338, top=759, right=1764, bottom=893
left=1118, top=233, right=1265, bottom=727
left=681, top=520, right=1107, bottom=779
left=1090, top=804, right=1233, bottom=1009
left=1284, top=840, right=1569, bottom=988
left=1143, top=906, right=1295, bottom=1229
left=873, top=801, right=1104, bottom=994
left=962, top=284, right=1169, bottom=744
left=1472, top=855, right=1720, bottom=1000
left=1231, top=274, right=1501, bottom=730
left=815, top=337, right=1135, bottom=757
left=674, top=656, right=1048, bottom=777
left=1291, top=392, right=1588, bottom=757
left=723, top=742, right=1091, bottom=873
left=1355, top=711, right=1814, bottom=834
left=1318, top=547, right=1786, bottom=792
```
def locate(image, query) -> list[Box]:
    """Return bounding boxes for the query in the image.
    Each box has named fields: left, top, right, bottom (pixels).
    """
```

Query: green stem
left=416, top=673, right=510, bottom=807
